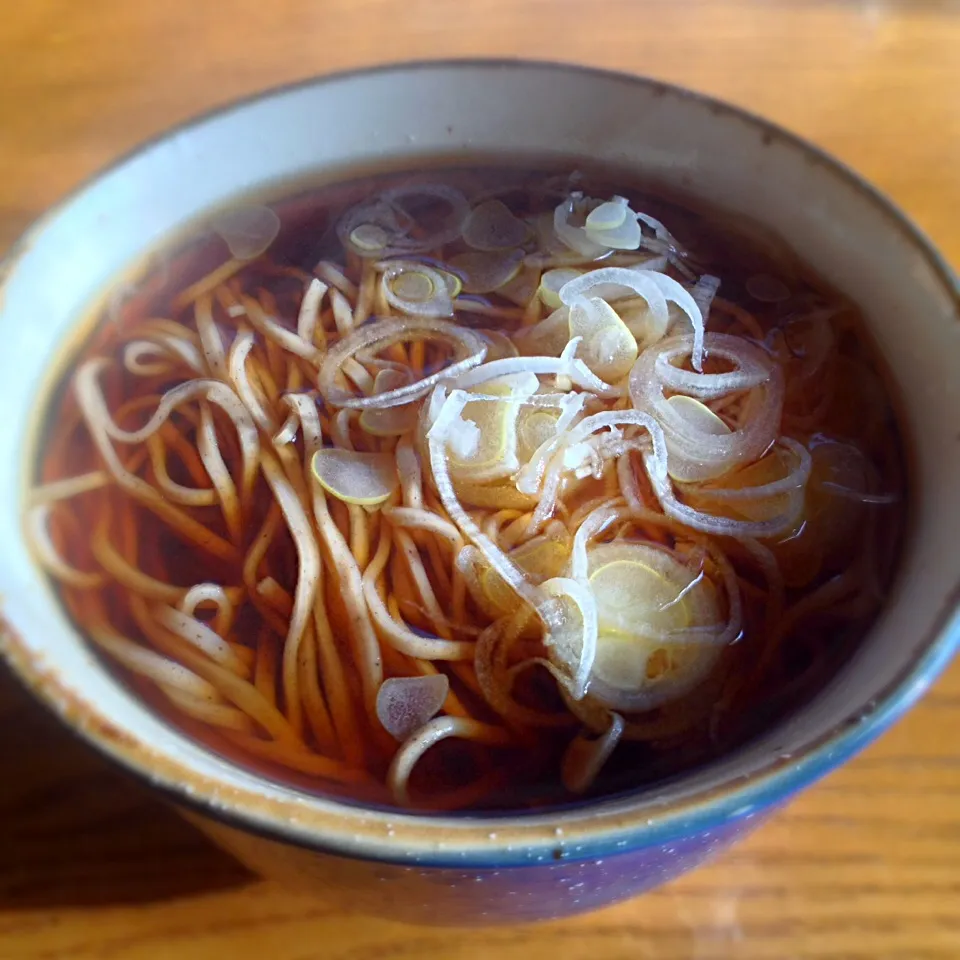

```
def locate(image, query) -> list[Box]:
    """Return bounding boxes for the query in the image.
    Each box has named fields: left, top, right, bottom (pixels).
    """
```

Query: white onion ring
left=337, top=183, right=469, bottom=259
left=646, top=332, right=774, bottom=399
left=318, top=319, right=487, bottom=409
left=629, top=333, right=784, bottom=483
left=559, top=267, right=705, bottom=370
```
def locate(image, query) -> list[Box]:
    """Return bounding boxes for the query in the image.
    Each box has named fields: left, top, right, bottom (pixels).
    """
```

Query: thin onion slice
left=630, top=333, right=783, bottom=483
left=359, top=369, right=419, bottom=436
left=584, top=197, right=642, bottom=250
left=448, top=340, right=619, bottom=398
left=311, top=448, right=399, bottom=506
left=664, top=395, right=731, bottom=438
left=561, top=712, right=624, bottom=793
left=583, top=542, right=725, bottom=711
left=636, top=212, right=686, bottom=257
left=539, top=268, right=582, bottom=309
left=318, top=318, right=486, bottom=409
left=638, top=427, right=805, bottom=539
left=497, top=263, right=542, bottom=306
left=553, top=195, right=610, bottom=259
left=676, top=438, right=811, bottom=532
left=349, top=223, right=390, bottom=253
left=559, top=267, right=704, bottom=370
left=426, top=389, right=546, bottom=611
left=211, top=205, right=281, bottom=260
left=338, top=183, right=469, bottom=258
left=690, top=274, right=721, bottom=320
left=567, top=297, right=638, bottom=382
left=376, top=674, right=450, bottom=740
left=446, top=393, right=522, bottom=484
left=585, top=199, right=628, bottom=230
left=542, top=577, right=599, bottom=699
left=646, top=332, right=773, bottom=399
left=447, top=249, right=523, bottom=295
left=380, top=261, right=454, bottom=317
left=462, top=199, right=528, bottom=250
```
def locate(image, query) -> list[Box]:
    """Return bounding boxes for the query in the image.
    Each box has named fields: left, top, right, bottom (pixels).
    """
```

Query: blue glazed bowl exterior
left=191, top=810, right=770, bottom=924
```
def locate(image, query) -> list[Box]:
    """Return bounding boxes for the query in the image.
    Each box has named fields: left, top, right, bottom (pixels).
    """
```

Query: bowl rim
left=2, top=57, right=959, bottom=869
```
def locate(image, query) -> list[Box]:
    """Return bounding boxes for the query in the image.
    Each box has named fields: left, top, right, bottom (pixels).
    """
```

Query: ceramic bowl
left=1, top=61, right=959, bottom=925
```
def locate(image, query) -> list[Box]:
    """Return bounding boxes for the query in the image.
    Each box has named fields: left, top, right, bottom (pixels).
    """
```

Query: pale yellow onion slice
left=663, top=395, right=730, bottom=481
left=448, top=249, right=523, bottom=294
left=311, top=448, right=399, bottom=506
left=446, top=390, right=581, bottom=501
left=553, top=195, right=610, bottom=258
left=589, top=542, right=697, bottom=637
left=440, top=269, right=463, bottom=299
left=610, top=296, right=670, bottom=350
left=427, top=389, right=600, bottom=700
left=583, top=197, right=642, bottom=250
left=567, top=502, right=742, bottom=644
left=452, top=479, right=538, bottom=510
left=350, top=224, right=390, bottom=253
left=538, top=268, right=583, bottom=310
left=447, top=396, right=521, bottom=483
left=445, top=373, right=539, bottom=483
left=634, top=414, right=805, bottom=540
left=584, top=199, right=628, bottom=230
left=426, top=389, right=548, bottom=614
left=478, top=371, right=541, bottom=400
left=380, top=261, right=454, bottom=317
left=525, top=211, right=599, bottom=267
left=462, top=199, right=528, bottom=250
left=583, top=541, right=724, bottom=712
left=376, top=674, right=450, bottom=741
left=511, top=393, right=594, bottom=498
left=359, top=370, right=419, bottom=436
left=211, top=205, right=280, bottom=260
left=516, top=407, right=562, bottom=464
left=567, top=297, right=638, bottom=382
left=664, top=395, right=730, bottom=437
left=473, top=535, right=572, bottom=618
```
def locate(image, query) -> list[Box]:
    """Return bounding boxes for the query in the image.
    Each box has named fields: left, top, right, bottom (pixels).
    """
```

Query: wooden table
left=2, top=1, right=959, bottom=957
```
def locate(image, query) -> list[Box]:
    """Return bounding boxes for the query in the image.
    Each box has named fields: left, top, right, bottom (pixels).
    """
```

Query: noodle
left=28, top=164, right=904, bottom=810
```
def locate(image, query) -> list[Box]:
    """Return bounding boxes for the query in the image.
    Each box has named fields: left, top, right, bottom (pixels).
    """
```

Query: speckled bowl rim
left=2, top=58, right=959, bottom=869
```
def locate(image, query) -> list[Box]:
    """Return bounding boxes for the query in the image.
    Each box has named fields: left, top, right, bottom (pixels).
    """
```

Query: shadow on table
left=0, top=665, right=254, bottom=910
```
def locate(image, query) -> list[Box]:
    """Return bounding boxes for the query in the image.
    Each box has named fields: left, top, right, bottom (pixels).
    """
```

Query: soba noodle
left=28, top=166, right=904, bottom=810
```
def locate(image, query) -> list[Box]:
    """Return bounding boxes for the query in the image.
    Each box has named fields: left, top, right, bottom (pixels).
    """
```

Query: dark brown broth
left=36, top=163, right=906, bottom=812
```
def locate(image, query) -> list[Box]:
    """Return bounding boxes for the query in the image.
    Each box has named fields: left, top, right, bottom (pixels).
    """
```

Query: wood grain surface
left=2, top=1, right=959, bottom=957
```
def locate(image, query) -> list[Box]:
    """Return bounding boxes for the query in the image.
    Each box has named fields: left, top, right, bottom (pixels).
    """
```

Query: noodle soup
left=29, top=164, right=905, bottom=811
